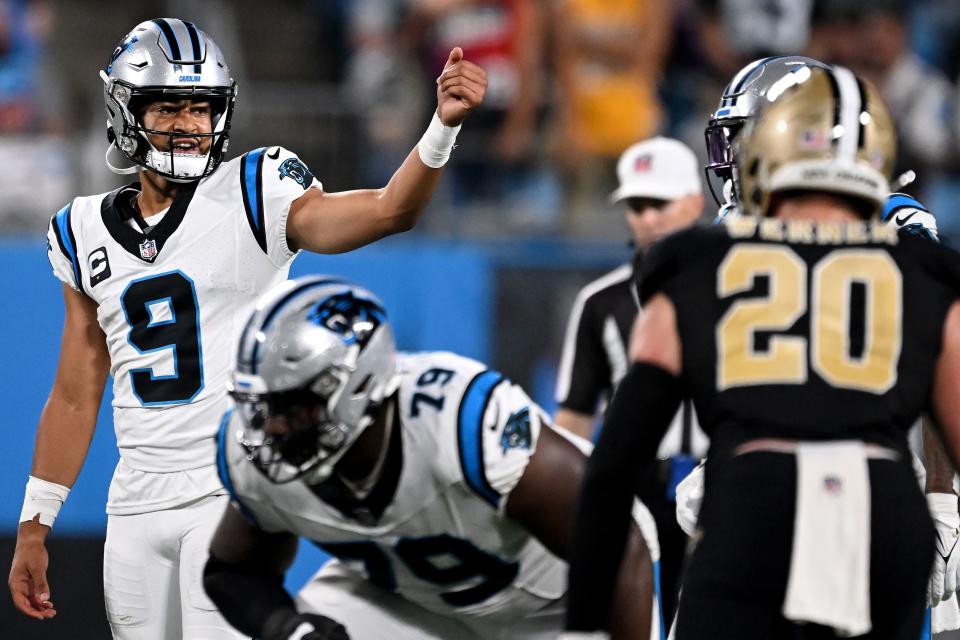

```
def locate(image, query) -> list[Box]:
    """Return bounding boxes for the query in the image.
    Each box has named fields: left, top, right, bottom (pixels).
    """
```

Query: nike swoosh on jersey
left=267, top=147, right=281, bottom=160
left=895, top=210, right=918, bottom=225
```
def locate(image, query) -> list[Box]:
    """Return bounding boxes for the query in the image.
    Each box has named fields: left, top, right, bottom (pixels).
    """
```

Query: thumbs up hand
left=435, top=47, right=487, bottom=127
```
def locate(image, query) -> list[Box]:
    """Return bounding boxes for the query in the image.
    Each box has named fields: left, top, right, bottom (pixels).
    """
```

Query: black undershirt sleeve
left=203, top=553, right=300, bottom=639
left=565, top=362, right=683, bottom=632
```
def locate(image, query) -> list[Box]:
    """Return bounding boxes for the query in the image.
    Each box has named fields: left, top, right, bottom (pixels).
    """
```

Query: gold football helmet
left=735, top=65, right=896, bottom=218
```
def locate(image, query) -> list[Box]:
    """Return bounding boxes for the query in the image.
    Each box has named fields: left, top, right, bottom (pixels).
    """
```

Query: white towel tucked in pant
left=782, top=440, right=872, bottom=636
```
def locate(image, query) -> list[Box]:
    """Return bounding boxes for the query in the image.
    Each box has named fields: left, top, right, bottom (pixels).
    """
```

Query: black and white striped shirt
left=555, top=261, right=708, bottom=458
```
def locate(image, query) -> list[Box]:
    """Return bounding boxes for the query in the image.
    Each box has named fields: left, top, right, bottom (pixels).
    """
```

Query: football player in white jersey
left=8, top=18, right=487, bottom=639
left=203, top=277, right=662, bottom=640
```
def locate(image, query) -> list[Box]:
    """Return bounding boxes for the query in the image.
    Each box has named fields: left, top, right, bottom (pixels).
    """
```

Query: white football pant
left=102, top=494, right=246, bottom=640
left=297, top=559, right=567, bottom=640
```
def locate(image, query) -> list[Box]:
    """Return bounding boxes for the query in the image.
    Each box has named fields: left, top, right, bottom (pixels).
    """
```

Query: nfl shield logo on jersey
left=823, top=475, right=843, bottom=496
left=139, top=238, right=158, bottom=261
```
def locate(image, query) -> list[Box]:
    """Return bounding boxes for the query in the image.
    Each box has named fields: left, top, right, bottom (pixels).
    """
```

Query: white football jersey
left=46, top=147, right=320, bottom=514
left=218, top=351, right=569, bottom=623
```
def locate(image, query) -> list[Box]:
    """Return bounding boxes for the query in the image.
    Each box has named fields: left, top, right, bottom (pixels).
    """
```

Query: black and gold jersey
left=639, top=218, right=960, bottom=453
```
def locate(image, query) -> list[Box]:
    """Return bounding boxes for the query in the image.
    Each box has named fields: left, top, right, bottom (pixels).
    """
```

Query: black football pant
left=674, top=451, right=933, bottom=640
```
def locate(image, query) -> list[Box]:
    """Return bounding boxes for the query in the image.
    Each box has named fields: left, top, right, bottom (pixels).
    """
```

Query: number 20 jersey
left=638, top=218, right=960, bottom=453
left=45, top=147, right=319, bottom=514
left=218, top=351, right=571, bottom=624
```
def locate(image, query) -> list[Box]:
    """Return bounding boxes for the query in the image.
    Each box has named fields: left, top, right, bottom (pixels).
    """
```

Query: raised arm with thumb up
left=435, top=47, right=487, bottom=127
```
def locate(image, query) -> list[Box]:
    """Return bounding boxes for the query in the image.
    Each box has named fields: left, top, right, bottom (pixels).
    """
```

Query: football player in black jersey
left=564, top=62, right=960, bottom=640
left=698, top=55, right=958, bottom=636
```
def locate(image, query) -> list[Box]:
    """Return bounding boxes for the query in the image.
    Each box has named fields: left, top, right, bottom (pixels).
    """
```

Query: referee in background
left=554, top=136, right=707, bottom=623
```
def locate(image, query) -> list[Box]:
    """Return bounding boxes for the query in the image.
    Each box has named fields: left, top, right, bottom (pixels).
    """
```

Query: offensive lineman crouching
left=204, top=277, right=663, bottom=640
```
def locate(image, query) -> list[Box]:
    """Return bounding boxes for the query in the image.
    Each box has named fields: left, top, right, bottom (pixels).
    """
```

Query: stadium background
left=1, top=0, right=959, bottom=636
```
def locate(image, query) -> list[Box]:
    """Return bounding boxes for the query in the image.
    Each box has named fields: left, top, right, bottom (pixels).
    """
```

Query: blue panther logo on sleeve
left=501, top=408, right=532, bottom=454
left=278, top=157, right=315, bottom=190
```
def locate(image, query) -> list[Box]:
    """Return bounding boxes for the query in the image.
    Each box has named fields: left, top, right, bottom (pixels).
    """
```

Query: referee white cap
left=609, top=137, right=703, bottom=203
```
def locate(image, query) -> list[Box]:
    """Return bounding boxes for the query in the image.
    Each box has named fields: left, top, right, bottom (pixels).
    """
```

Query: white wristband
left=417, top=112, right=461, bottom=168
left=20, top=475, right=70, bottom=528
left=288, top=621, right=316, bottom=640
left=928, top=492, right=959, bottom=516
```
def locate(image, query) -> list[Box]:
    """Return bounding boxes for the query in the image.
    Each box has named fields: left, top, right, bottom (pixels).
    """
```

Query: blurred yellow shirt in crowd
left=561, top=0, right=662, bottom=157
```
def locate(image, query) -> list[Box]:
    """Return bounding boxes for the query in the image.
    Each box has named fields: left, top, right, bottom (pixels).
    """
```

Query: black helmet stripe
left=855, top=76, right=868, bottom=150
left=824, top=67, right=843, bottom=152
left=183, top=20, right=203, bottom=73
left=152, top=19, right=182, bottom=63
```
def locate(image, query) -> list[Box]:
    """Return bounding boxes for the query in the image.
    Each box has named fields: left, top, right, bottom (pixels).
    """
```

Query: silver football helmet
left=705, top=55, right=830, bottom=215
left=231, top=277, right=401, bottom=484
left=101, top=19, right=237, bottom=181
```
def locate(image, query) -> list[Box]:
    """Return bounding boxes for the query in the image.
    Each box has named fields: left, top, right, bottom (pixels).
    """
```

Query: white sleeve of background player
left=452, top=370, right=546, bottom=511
left=215, top=408, right=287, bottom=534
left=45, top=202, right=81, bottom=292
left=240, top=146, right=322, bottom=267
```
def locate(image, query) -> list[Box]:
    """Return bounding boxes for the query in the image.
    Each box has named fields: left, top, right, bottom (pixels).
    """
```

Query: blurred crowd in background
left=1, top=0, right=959, bottom=242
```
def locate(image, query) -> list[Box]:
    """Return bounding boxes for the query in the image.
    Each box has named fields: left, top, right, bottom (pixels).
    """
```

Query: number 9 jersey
left=45, top=146, right=320, bottom=515
left=639, top=218, right=960, bottom=454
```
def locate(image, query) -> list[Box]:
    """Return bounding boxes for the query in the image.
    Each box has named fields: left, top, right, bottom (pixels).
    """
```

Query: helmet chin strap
left=105, top=144, right=139, bottom=175
left=335, top=400, right=396, bottom=501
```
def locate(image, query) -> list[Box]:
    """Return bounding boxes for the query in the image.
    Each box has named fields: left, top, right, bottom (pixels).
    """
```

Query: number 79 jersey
left=217, top=351, right=571, bottom=623
left=639, top=218, right=960, bottom=447
left=44, top=147, right=320, bottom=491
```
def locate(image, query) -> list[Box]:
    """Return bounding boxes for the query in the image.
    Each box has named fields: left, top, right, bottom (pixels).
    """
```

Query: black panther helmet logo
left=278, top=158, right=315, bottom=190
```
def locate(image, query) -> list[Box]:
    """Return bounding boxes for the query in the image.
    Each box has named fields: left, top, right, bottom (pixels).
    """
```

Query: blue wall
left=1, top=236, right=495, bottom=532
left=0, top=234, right=622, bottom=591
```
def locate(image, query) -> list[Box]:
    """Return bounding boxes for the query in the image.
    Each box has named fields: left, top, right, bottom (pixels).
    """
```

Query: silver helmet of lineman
left=705, top=55, right=830, bottom=216
left=101, top=18, right=237, bottom=182
left=230, top=277, right=401, bottom=484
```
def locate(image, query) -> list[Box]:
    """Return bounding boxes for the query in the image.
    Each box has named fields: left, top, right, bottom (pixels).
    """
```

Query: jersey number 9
left=121, top=270, right=205, bottom=405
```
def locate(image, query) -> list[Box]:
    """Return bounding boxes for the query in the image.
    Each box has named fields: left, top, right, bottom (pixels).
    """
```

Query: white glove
left=883, top=193, right=939, bottom=242
left=675, top=461, right=705, bottom=537
left=932, top=594, right=960, bottom=634
left=927, top=493, right=960, bottom=607
left=557, top=633, right=610, bottom=640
